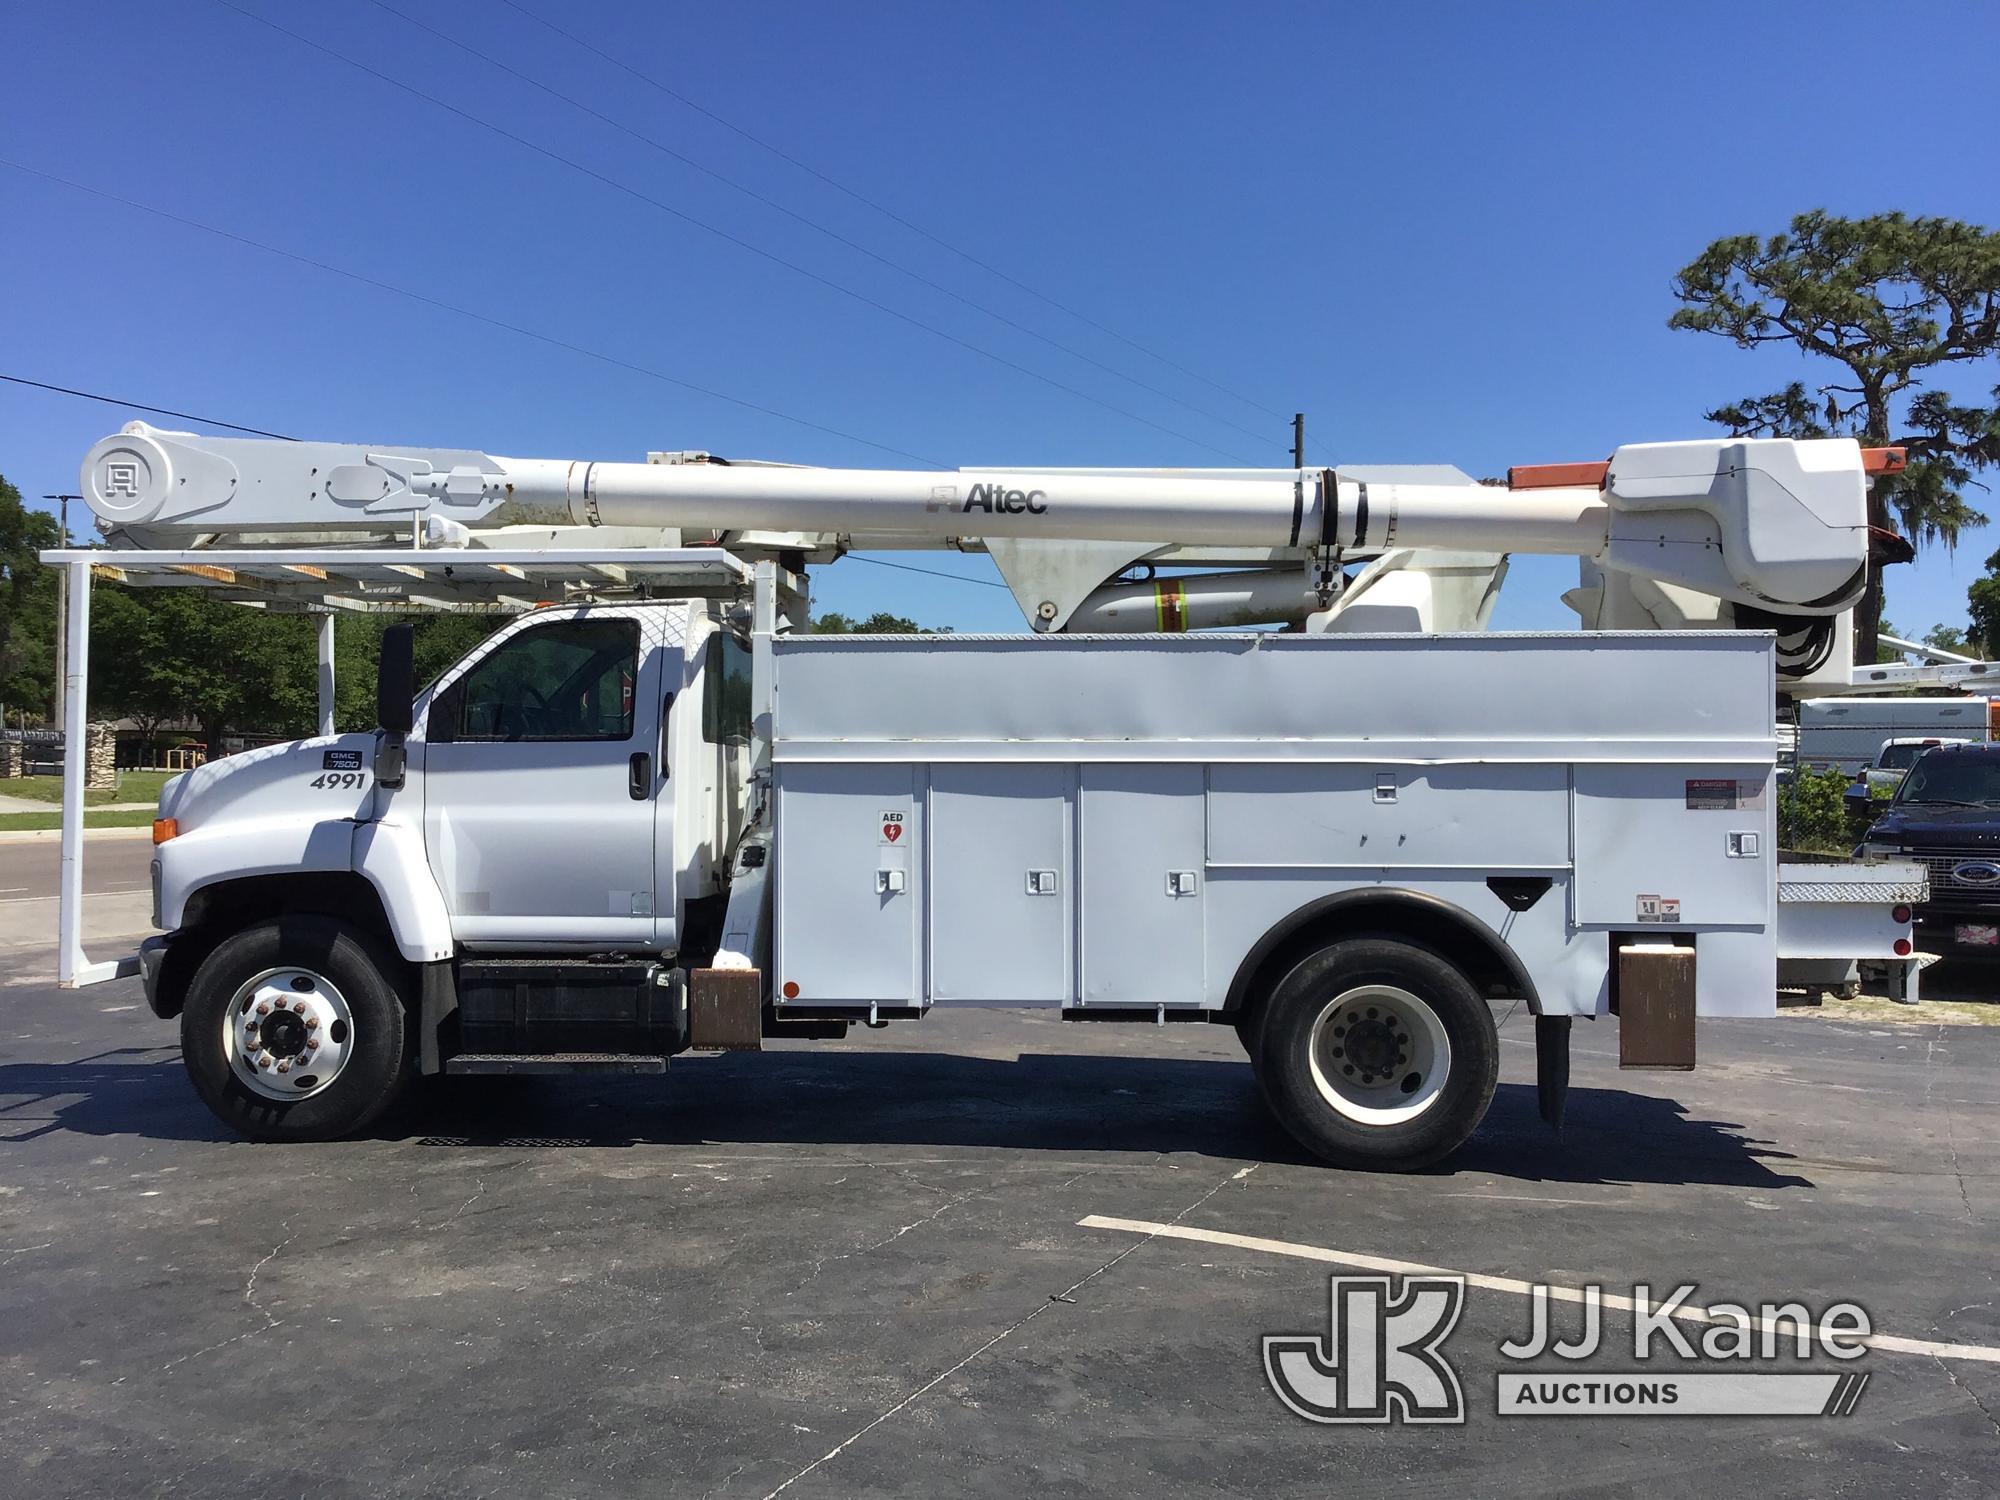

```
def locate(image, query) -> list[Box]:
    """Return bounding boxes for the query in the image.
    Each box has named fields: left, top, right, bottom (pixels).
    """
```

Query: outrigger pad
left=689, top=969, right=764, bottom=1051
left=1535, top=1015, right=1572, bottom=1132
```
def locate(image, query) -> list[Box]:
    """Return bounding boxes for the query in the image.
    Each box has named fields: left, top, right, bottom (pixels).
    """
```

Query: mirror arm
left=375, top=730, right=407, bottom=790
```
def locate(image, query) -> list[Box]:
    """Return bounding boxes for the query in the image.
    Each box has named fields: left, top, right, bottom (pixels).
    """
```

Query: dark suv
left=1860, top=742, right=2000, bottom=959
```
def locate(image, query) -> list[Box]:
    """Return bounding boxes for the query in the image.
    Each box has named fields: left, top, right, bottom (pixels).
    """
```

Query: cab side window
left=437, top=618, right=640, bottom=743
left=701, top=632, right=754, bottom=745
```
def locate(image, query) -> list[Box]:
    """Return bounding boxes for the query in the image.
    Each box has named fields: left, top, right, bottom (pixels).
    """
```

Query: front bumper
left=137, top=934, right=172, bottom=1018
left=1912, top=904, right=2000, bottom=960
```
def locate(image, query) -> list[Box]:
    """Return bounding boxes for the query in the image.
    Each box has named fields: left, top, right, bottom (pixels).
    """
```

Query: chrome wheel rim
left=1306, top=983, right=1451, bottom=1125
left=222, top=967, right=355, bottom=1103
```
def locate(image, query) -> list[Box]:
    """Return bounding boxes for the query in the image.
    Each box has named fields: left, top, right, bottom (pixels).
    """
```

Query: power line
left=1, top=158, right=943, bottom=467
left=0, top=373, right=296, bottom=439
left=498, top=0, right=1295, bottom=429
left=362, top=0, right=1285, bottom=459
left=845, top=554, right=1008, bottom=589
left=212, top=1, right=1259, bottom=466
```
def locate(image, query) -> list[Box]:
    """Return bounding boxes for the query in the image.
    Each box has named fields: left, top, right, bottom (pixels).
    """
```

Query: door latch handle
left=628, top=751, right=651, bottom=800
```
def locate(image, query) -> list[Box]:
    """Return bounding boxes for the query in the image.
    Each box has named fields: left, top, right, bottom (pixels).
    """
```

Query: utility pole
left=1292, top=413, right=1305, bottom=470
left=44, top=495, right=78, bottom=729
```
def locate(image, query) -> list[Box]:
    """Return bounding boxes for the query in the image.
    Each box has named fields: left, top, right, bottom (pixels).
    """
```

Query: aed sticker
left=323, top=749, right=364, bottom=771
left=1636, top=894, right=1682, bottom=923
left=879, top=810, right=906, bottom=845
left=1685, top=778, right=1767, bottom=811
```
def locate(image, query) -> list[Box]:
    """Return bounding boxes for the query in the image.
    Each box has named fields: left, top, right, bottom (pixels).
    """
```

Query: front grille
left=1902, top=849, right=2000, bottom=895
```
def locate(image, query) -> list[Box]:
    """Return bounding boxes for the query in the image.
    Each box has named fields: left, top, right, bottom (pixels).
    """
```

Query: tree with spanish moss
left=1670, top=211, right=2000, bottom=663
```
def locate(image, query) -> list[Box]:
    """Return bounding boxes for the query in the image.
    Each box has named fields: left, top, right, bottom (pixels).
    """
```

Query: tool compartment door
left=1078, top=764, right=1205, bottom=1006
left=928, top=764, right=1073, bottom=1004
left=1571, top=764, right=1774, bottom=927
left=773, top=763, right=920, bottom=1005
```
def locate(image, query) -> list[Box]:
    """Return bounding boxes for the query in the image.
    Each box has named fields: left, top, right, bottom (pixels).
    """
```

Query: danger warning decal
left=1685, top=779, right=1767, bottom=811
left=1636, top=894, right=1682, bottom=923
left=879, top=811, right=906, bottom=845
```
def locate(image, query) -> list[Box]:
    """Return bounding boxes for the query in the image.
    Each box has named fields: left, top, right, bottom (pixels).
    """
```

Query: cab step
left=444, top=1053, right=667, bottom=1075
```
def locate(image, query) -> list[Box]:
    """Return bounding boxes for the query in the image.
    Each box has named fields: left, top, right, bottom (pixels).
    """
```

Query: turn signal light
left=152, top=818, right=178, bottom=844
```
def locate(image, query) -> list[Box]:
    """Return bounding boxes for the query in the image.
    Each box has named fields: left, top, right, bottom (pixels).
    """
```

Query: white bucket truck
left=46, top=426, right=1922, bottom=1168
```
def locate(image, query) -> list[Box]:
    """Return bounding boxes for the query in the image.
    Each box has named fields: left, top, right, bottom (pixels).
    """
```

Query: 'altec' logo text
left=962, top=483, right=1048, bottom=515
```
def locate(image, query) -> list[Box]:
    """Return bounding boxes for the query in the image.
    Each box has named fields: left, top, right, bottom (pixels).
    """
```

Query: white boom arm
left=83, top=424, right=1876, bottom=623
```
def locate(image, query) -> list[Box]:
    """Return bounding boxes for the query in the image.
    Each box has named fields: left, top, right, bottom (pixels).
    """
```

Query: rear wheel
left=181, top=915, right=413, bottom=1141
left=1252, top=937, right=1497, bottom=1170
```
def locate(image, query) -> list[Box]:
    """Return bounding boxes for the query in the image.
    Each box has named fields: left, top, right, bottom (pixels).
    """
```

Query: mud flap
left=419, top=959, right=458, bottom=1076
left=1536, top=1015, right=1571, bottom=1132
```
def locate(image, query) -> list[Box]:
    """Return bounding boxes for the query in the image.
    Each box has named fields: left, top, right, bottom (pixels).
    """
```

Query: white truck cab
left=152, top=601, right=748, bottom=959
left=142, top=598, right=765, bottom=1134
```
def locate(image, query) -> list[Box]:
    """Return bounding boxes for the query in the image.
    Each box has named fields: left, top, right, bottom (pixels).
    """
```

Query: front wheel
left=1252, top=937, right=1498, bottom=1171
left=181, top=915, right=414, bottom=1141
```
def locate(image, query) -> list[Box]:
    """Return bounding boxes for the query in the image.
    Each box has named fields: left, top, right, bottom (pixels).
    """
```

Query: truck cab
left=1842, top=735, right=1968, bottom=818
left=141, top=599, right=755, bottom=1137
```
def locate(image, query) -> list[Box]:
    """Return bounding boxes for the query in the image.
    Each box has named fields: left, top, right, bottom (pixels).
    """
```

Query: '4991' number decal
left=310, top=772, right=368, bottom=790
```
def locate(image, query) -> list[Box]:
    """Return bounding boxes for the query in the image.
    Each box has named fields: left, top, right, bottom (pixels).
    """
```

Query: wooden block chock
left=1617, top=943, right=1696, bottom=1071
left=689, top=969, right=764, bottom=1051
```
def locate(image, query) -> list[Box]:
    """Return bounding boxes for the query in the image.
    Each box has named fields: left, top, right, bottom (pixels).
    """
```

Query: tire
left=181, top=915, right=414, bottom=1141
left=1253, top=936, right=1498, bottom=1171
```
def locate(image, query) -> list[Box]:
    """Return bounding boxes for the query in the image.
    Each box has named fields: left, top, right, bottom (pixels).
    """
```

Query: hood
left=1867, top=804, right=2000, bottom=848
left=158, top=732, right=382, bottom=834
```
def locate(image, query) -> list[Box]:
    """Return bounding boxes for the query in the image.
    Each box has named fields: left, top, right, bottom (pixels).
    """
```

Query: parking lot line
left=1077, top=1215, right=2000, bottom=1364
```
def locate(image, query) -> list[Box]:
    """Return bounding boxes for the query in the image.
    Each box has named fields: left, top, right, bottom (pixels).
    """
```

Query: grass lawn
left=0, top=770, right=176, bottom=807
left=0, top=807, right=157, bottom=832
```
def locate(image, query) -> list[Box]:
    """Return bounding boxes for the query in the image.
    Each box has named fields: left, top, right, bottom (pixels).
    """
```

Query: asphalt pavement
left=1, top=850, right=1997, bottom=1497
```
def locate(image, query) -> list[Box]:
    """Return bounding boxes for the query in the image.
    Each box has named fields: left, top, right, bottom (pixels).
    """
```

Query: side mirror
left=377, top=624, right=415, bottom=735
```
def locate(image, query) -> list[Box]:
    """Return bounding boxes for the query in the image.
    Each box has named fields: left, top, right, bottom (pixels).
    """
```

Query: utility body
left=51, top=427, right=1929, bottom=1168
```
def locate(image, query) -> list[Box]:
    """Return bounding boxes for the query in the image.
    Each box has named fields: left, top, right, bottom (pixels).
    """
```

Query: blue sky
left=5, top=0, right=1997, bottom=635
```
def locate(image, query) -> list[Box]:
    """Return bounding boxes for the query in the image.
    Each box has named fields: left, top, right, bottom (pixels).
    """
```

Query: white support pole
left=749, top=560, right=777, bottom=787
left=58, top=560, right=91, bottom=987
left=317, top=613, right=337, bottom=737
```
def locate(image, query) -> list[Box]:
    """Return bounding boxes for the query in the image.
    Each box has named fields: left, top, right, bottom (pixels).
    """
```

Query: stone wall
left=85, top=722, right=118, bottom=792
left=0, top=741, right=20, bottom=778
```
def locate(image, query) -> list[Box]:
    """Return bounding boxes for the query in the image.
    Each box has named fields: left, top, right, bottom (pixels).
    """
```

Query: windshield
left=1878, top=743, right=1933, bottom=771
left=1896, top=755, right=2000, bottom=807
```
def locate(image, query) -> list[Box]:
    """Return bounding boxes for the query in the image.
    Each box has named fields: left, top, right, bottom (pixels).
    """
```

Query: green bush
left=1779, top=768, right=1857, bottom=854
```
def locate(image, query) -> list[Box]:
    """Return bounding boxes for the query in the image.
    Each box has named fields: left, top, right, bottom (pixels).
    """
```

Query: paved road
left=2, top=936, right=1996, bottom=1496
left=0, top=835, right=153, bottom=957
left=0, top=833, right=153, bottom=895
